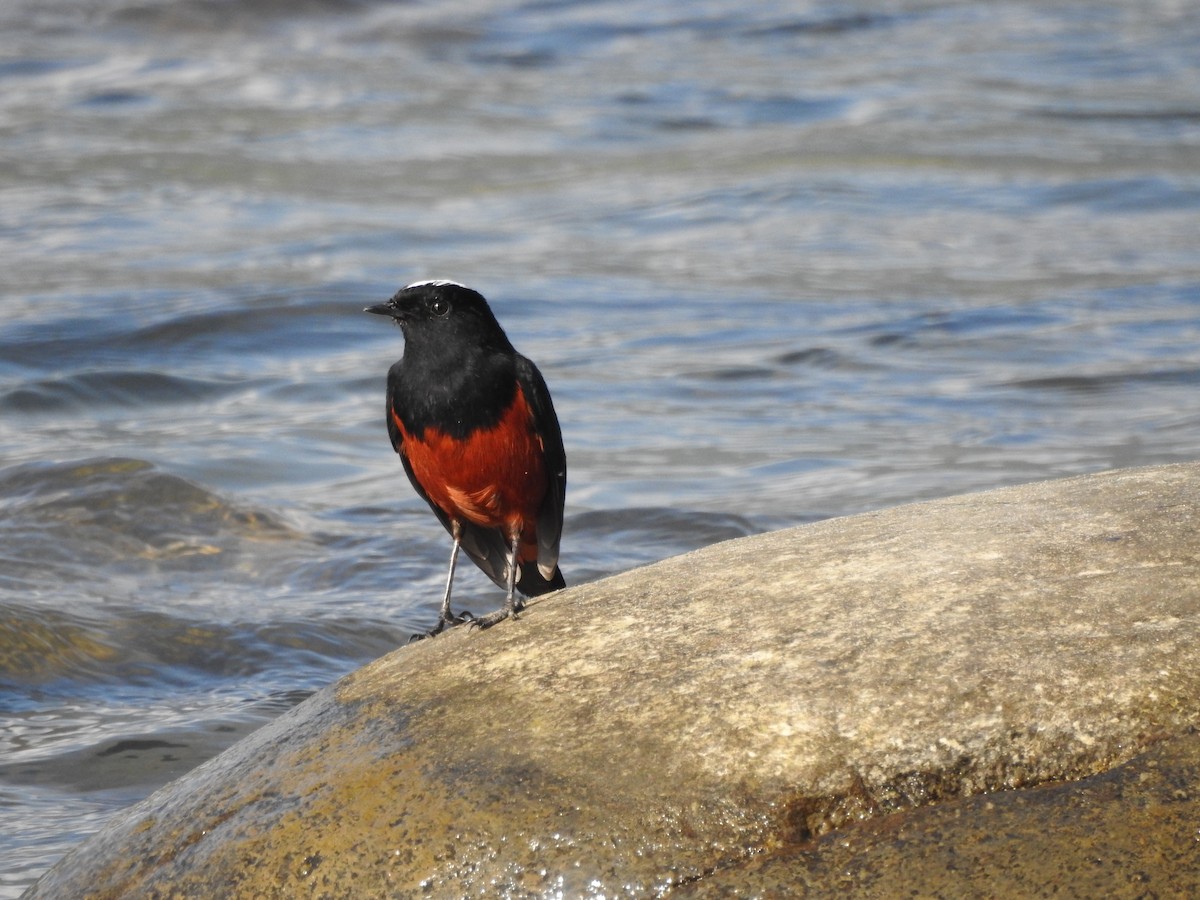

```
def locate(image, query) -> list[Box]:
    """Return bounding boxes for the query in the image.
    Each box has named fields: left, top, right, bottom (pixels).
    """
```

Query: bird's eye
left=430, top=298, right=450, bottom=316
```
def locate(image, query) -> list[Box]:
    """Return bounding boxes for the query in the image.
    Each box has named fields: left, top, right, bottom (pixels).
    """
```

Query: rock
left=27, top=463, right=1200, bottom=898
left=682, top=729, right=1200, bottom=897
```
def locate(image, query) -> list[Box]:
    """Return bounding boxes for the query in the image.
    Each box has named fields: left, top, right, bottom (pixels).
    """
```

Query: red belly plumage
left=392, top=384, right=546, bottom=560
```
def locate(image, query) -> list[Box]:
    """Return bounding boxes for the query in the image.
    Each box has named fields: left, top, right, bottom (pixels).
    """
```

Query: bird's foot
left=469, top=603, right=518, bottom=630
left=408, top=609, right=476, bottom=642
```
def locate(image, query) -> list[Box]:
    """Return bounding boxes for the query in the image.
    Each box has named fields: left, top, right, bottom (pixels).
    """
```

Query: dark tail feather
left=518, top=560, right=565, bottom=597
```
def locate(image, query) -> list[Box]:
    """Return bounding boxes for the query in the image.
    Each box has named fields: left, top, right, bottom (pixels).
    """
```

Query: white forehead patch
left=405, top=279, right=466, bottom=289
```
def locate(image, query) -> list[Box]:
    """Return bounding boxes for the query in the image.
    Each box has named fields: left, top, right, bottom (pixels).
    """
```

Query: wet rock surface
left=28, top=463, right=1200, bottom=897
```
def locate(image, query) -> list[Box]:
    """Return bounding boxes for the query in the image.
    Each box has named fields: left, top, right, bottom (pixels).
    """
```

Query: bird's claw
left=408, top=609, right=476, bottom=642
left=408, top=601, right=523, bottom=640
left=468, top=604, right=519, bottom=630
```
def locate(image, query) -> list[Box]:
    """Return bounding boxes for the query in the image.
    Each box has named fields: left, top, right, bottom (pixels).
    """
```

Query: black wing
left=514, top=353, right=566, bottom=586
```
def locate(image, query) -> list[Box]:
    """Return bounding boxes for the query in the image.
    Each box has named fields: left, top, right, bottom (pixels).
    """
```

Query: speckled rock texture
left=27, top=463, right=1200, bottom=898
left=682, top=730, right=1200, bottom=897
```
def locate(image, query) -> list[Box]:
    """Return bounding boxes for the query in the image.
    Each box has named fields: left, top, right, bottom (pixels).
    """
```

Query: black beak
left=364, top=302, right=397, bottom=317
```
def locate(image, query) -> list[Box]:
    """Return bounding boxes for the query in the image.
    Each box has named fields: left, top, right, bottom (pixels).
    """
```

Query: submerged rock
left=28, top=463, right=1200, bottom=897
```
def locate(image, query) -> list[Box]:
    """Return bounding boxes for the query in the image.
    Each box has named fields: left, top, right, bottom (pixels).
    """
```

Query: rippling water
left=3, top=0, right=1200, bottom=892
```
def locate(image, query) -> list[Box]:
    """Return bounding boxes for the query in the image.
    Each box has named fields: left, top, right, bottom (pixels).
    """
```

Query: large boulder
left=28, top=463, right=1200, bottom=897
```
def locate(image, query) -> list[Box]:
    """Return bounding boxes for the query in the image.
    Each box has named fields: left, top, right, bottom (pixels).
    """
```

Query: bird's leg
left=434, top=533, right=462, bottom=630
left=472, top=528, right=522, bottom=629
left=504, top=529, right=520, bottom=619
left=414, top=523, right=475, bottom=640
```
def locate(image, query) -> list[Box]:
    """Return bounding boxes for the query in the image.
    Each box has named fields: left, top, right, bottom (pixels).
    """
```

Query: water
left=2, top=0, right=1199, bottom=892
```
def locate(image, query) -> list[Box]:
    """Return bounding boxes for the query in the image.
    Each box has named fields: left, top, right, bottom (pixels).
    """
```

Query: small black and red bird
left=366, top=280, right=566, bottom=635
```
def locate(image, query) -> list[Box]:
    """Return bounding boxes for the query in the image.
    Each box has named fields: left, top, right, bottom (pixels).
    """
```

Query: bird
left=365, top=280, right=566, bottom=636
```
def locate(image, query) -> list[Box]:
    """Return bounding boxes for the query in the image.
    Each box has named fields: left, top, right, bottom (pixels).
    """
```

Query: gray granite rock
left=27, top=463, right=1200, bottom=898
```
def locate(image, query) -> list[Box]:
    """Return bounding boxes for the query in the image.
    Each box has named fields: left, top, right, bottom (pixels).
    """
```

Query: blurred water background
left=2, top=0, right=1199, bottom=891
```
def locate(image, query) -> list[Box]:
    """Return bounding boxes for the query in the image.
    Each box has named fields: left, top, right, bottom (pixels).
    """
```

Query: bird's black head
left=365, top=280, right=513, bottom=354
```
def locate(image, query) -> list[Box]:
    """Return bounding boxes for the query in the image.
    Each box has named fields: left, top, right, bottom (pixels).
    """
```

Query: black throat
left=388, top=344, right=518, bottom=440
